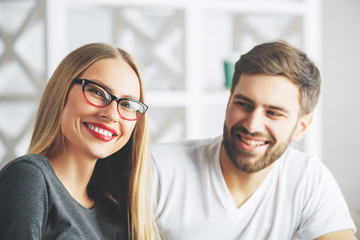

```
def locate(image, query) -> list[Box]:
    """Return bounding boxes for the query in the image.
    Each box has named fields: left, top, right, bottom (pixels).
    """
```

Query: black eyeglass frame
left=73, top=78, right=148, bottom=121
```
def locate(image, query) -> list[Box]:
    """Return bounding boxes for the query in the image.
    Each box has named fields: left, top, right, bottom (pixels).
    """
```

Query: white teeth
left=242, top=138, right=266, bottom=147
left=87, top=124, right=113, bottom=137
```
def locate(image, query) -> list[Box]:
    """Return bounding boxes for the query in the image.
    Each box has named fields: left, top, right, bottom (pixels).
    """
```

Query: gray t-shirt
left=0, top=154, right=126, bottom=239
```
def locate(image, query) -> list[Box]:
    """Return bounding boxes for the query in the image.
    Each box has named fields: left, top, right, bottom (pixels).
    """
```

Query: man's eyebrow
left=233, top=94, right=254, bottom=104
left=234, top=94, right=290, bottom=114
left=264, top=104, right=290, bottom=114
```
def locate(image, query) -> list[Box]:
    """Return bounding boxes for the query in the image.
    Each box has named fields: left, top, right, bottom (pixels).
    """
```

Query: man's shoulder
left=281, top=147, right=321, bottom=165
left=278, top=147, right=327, bottom=180
left=152, top=136, right=221, bottom=154
left=151, top=136, right=222, bottom=167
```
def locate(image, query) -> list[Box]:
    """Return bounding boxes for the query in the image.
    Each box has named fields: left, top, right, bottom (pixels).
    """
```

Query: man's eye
left=236, top=102, right=252, bottom=110
left=267, top=110, right=283, bottom=117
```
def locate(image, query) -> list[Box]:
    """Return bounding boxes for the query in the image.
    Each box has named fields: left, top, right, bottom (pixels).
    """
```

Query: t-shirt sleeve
left=0, top=161, right=49, bottom=239
left=297, top=159, right=356, bottom=239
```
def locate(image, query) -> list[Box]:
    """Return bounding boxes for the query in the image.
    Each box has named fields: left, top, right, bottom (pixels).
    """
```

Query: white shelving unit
left=46, top=0, right=322, bottom=157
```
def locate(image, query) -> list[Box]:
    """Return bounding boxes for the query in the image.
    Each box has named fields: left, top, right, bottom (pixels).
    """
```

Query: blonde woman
left=0, top=43, right=158, bottom=239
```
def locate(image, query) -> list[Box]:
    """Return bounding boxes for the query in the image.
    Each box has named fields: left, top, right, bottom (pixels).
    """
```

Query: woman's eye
left=93, top=90, right=104, bottom=97
left=119, top=100, right=133, bottom=110
left=124, top=103, right=131, bottom=109
left=88, top=87, right=106, bottom=98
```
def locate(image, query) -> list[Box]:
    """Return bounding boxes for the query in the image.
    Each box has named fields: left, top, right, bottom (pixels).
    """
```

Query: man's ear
left=226, top=91, right=232, bottom=109
left=292, top=112, right=313, bottom=141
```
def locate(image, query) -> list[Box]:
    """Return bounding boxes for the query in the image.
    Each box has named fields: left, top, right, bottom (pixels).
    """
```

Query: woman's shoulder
left=2, top=153, right=50, bottom=169
left=0, top=154, right=52, bottom=184
left=0, top=155, right=52, bottom=239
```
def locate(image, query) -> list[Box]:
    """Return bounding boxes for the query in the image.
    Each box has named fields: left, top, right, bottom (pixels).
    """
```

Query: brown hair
left=28, top=43, right=158, bottom=239
left=231, top=40, right=321, bottom=115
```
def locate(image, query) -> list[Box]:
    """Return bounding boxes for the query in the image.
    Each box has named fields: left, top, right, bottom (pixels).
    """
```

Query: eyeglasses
left=73, top=79, right=148, bottom=121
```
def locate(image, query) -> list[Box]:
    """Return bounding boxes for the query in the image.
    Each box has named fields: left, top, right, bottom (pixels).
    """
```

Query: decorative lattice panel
left=0, top=0, right=47, bottom=167
left=202, top=11, right=303, bottom=91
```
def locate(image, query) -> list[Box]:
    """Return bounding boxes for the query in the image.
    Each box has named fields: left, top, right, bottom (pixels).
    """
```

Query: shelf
left=68, top=0, right=307, bottom=15
left=146, top=90, right=230, bottom=106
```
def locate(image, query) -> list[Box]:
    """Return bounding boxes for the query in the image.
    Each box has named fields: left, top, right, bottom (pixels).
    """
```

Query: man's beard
left=223, top=123, right=294, bottom=173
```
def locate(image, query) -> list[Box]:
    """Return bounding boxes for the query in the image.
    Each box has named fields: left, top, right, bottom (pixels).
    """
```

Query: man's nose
left=242, top=109, right=265, bottom=134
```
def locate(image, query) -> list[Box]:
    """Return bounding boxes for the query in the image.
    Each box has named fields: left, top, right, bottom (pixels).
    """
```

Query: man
left=151, top=41, right=357, bottom=239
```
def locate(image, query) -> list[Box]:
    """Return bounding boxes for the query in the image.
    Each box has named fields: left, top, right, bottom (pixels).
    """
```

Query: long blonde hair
left=28, top=43, right=158, bottom=240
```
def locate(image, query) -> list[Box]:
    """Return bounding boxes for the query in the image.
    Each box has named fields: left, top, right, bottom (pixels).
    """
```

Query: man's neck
left=219, top=146, right=274, bottom=208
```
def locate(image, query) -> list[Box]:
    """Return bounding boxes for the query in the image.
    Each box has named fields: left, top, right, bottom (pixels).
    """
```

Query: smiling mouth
left=237, top=134, right=269, bottom=147
left=84, top=123, right=117, bottom=138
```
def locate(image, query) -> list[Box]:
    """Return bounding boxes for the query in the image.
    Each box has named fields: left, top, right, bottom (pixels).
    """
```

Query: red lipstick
left=84, top=122, right=118, bottom=142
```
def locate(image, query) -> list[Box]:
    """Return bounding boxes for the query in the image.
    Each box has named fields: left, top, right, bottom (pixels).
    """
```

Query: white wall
left=322, top=0, right=360, bottom=235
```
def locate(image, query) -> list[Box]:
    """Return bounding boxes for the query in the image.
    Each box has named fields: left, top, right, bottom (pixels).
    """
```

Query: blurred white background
left=0, top=0, right=359, bottom=236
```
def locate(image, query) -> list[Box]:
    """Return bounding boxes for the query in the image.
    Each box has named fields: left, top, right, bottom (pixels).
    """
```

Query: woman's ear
left=292, top=113, right=313, bottom=141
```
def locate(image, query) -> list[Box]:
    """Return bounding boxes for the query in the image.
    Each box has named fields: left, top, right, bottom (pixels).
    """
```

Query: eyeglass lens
left=84, top=82, right=145, bottom=120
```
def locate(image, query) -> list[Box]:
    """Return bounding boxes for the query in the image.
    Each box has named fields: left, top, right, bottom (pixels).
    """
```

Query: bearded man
left=151, top=41, right=357, bottom=240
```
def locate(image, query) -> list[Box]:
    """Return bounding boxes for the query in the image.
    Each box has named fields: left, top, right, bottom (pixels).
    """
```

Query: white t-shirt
left=151, top=136, right=356, bottom=240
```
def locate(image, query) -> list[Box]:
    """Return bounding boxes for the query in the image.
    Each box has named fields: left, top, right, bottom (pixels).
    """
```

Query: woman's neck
left=48, top=150, right=98, bottom=209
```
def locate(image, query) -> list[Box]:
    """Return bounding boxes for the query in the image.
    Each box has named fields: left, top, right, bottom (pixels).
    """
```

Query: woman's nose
left=100, top=100, right=120, bottom=121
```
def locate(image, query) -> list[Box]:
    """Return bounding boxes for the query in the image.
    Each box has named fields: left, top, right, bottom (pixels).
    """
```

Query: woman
left=0, top=43, right=158, bottom=239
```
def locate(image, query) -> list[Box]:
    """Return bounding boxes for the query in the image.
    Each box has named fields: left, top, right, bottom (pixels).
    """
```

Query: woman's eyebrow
left=119, top=94, right=140, bottom=101
left=89, top=78, right=139, bottom=101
